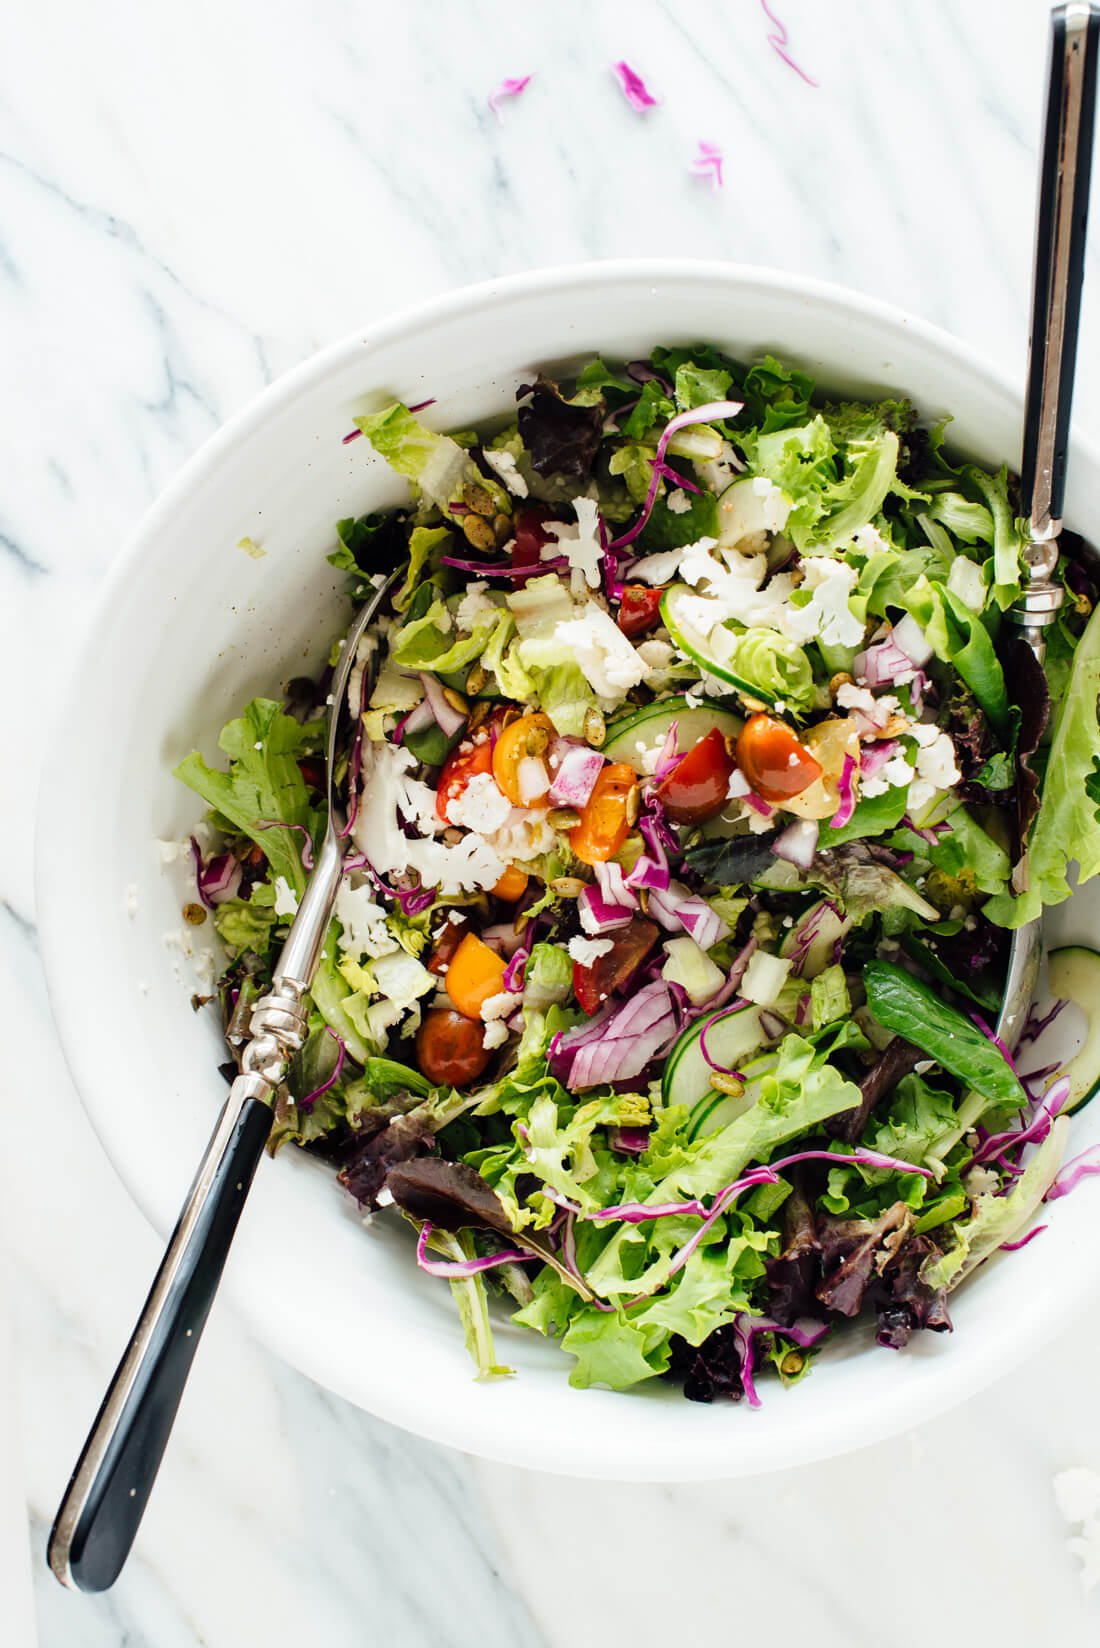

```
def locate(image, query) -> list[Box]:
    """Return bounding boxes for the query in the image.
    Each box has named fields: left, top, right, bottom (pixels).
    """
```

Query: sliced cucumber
left=660, top=585, right=776, bottom=707
left=662, top=1003, right=771, bottom=1141
left=779, top=898, right=853, bottom=979
left=602, top=695, right=743, bottom=773
left=715, top=474, right=792, bottom=551
left=1046, top=946, right=1100, bottom=1111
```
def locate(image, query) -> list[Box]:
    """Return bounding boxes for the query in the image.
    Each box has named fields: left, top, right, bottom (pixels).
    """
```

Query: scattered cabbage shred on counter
left=174, top=346, right=1100, bottom=1401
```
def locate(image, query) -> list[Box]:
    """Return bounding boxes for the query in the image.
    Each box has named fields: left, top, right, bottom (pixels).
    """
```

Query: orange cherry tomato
left=436, top=735, right=493, bottom=823
left=492, top=866, right=529, bottom=901
left=416, top=1008, right=493, bottom=1087
left=734, top=714, right=823, bottom=803
left=569, top=762, right=638, bottom=865
left=655, top=727, right=736, bottom=824
left=444, top=932, right=508, bottom=1019
left=491, top=713, right=555, bottom=806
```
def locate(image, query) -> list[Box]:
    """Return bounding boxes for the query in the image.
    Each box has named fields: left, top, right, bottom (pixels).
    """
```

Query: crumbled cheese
left=850, top=523, right=891, bottom=555
left=162, top=926, right=215, bottom=989
left=156, top=838, right=190, bottom=865
left=666, top=487, right=692, bottom=515
left=445, top=771, right=513, bottom=833
left=693, top=439, right=745, bottom=494
left=946, top=555, right=986, bottom=613
left=727, top=769, right=751, bottom=798
left=636, top=638, right=674, bottom=671
left=351, top=740, right=506, bottom=893
left=1054, top=1468, right=1100, bottom=1593
left=906, top=724, right=961, bottom=814
left=744, top=805, right=778, bottom=835
left=455, top=580, right=497, bottom=632
left=627, top=548, right=686, bottom=586
left=836, top=682, right=877, bottom=717
left=480, top=990, right=516, bottom=1022
left=684, top=689, right=702, bottom=709
left=482, top=1019, right=510, bottom=1049
left=568, top=935, right=614, bottom=965
left=273, top=876, right=300, bottom=918
left=554, top=603, right=648, bottom=701
left=481, top=446, right=529, bottom=498
left=334, top=880, right=398, bottom=960
left=543, top=496, right=603, bottom=589
left=862, top=752, right=915, bottom=799
left=778, top=557, right=865, bottom=649
left=486, top=806, right=557, bottom=862
left=517, top=756, right=549, bottom=805
left=125, top=884, right=139, bottom=917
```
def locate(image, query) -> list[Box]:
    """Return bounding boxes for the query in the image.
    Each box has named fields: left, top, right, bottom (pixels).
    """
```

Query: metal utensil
left=995, top=1, right=1098, bottom=1049
left=48, top=570, right=400, bottom=1593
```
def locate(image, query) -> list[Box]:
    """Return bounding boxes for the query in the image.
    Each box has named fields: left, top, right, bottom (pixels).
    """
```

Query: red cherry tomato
left=735, top=714, right=823, bottom=803
left=416, top=1008, right=493, bottom=1087
left=436, top=735, right=493, bottom=823
left=572, top=916, right=659, bottom=1015
left=426, top=916, right=471, bottom=975
left=655, top=727, right=736, bottom=824
left=617, top=584, right=665, bottom=639
left=512, top=505, right=558, bottom=568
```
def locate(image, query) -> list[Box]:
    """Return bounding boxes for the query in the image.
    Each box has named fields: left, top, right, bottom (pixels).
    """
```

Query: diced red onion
left=828, top=755, right=857, bottom=829
left=548, top=744, right=605, bottom=807
left=853, top=639, right=917, bottom=688
left=593, top=860, right=639, bottom=910
left=771, top=818, right=818, bottom=869
left=758, top=1008, right=788, bottom=1040
left=480, top=922, right=527, bottom=958
left=609, top=1127, right=651, bottom=1154
left=743, top=791, right=775, bottom=818
left=190, top=838, right=243, bottom=907
left=890, top=613, right=934, bottom=666
left=552, top=980, right=677, bottom=1088
left=610, top=400, right=745, bottom=550
left=579, top=884, right=635, bottom=933
left=416, top=1222, right=536, bottom=1278
left=859, top=738, right=899, bottom=778
left=419, top=672, right=466, bottom=738
left=647, top=879, right=730, bottom=950
left=502, top=948, right=529, bottom=992
left=612, top=60, right=659, bottom=111
left=394, top=698, right=435, bottom=743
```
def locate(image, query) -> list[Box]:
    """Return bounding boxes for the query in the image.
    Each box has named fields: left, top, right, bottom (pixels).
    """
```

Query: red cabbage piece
left=690, top=141, right=724, bottom=188
left=828, top=754, right=857, bottom=829
left=759, top=0, right=820, bottom=87
left=416, top=1222, right=535, bottom=1277
left=488, top=74, right=533, bottom=121
left=610, top=400, right=745, bottom=550
left=612, top=60, right=659, bottom=111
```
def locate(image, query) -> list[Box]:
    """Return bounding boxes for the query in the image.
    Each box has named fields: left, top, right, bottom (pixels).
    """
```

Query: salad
left=177, top=348, right=1100, bottom=1404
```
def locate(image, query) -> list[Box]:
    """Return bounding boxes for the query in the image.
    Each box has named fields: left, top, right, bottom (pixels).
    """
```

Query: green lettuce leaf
left=354, top=402, right=506, bottom=517
left=560, top=1308, right=671, bottom=1390
left=901, top=576, right=1009, bottom=734
left=985, top=601, right=1100, bottom=927
left=863, top=961, right=1024, bottom=1104
left=213, top=881, right=278, bottom=951
left=174, top=699, right=319, bottom=894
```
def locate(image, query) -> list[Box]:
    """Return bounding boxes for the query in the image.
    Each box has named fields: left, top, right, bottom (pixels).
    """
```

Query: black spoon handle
left=1021, top=2, right=1099, bottom=535
left=47, top=1085, right=273, bottom=1593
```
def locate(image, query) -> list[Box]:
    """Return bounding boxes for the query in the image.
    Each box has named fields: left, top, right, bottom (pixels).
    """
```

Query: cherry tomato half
left=491, top=713, right=554, bottom=806
left=436, top=734, right=493, bottom=823
left=572, top=916, right=660, bottom=1015
left=416, top=1008, right=493, bottom=1087
left=569, top=762, right=638, bottom=865
left=444, top=932, right=508, bottom=1019
left=655, top=727, right=735, bottom=824
left=617, top=584, right=665, bottom=639
left=512, top=505, right=558, bottom=568
left=735, top=714, right=823, bottom=804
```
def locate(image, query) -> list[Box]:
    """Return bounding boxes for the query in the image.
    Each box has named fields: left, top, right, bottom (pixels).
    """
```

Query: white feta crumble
left=1054, top=1468, right=1100, bottom=1593
left=862, top=752, right=915, bottom=799
left=455, top=580, right=497, bottom=632
left=636, top=638, right=674, bottom=672
left=272, top=876, right=300, bottom=919
left=543, top=496, right=604, bottom=589
left=627, top=548, right=686, bottom=586
left=125, top=884, right=139, bottom=918
left=482, top=1019, right=511, bottom=1050
left=554, top=603, right=648, bottom=700
left=334, top=880, right=398, bottom=960
left=444, top=770, right=513, bottom=833
left=946, top=554, right=987, bottom=613
left=850, top=523, right=891, bottom=555
left=352, top=740, right=506, bottom=892
left=778, top=556, right=865, bottom=649
left=156, top=838, right=191, bottom=866
left=906, top=723, right=961, bottom=814
left=568, top=935, right=614, bottom=965
left=480, top=990, right=516, bottom=1022
left=666, top=487, right=692, bottom=515
left=727, top=768, right=751, bottom=799
left=836, top=682, right=878, bottom=717
left=481, top=446, right=529, bottom=498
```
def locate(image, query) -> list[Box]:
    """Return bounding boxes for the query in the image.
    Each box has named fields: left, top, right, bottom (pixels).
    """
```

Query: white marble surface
left=5, top=0, right=1100, bottom=1641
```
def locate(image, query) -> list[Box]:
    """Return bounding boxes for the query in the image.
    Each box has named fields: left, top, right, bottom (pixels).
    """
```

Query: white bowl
left=37, top=261, right=1100, bottom=1480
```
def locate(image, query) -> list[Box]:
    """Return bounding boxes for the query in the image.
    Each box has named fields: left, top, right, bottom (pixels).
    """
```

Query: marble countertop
left=5, top=0, right=1100, bottom=1641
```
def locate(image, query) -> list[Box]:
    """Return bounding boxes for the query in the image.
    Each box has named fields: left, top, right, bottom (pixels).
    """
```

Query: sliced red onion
left=593, top=860, right=639, bottom=910
left=609, top=1127, right=651, bottom=1154
left=548, top=744, right=604, bottom=808
left=579, top=884, right=635, bottom=933
left=552, top=980, right=677, bottom=1089
left=853, top=638, right=917, bottom=688
left=859, top=738, right=899, bottom=778
left=419, top=672, right=466, bottom=738
left=1000, top=1224, right=1048, bottom=1252
left=828, top=755, right=857, bottom=829
left=480, top=922, right=527, bottom=958
left=488, top=73, right=533, bottom=121
left=771, top=818, right=818, bottom=869
left=612, top=60, right=659, bottom=112
left=416, top=1223, right=536, bottom=1278
left=254, top=819, right=315, bottom=872
left=647, top=880, right=730, bottom=950
left=190, top=839, right=243, bottom=907
left=758, top=1008, right=788, bottom=1040
left=501, top=948, right=528, bottom=992
left=394, top=698, right=435, bottom=743
left=971, top=1076, right=1069, bottom=1167
left=393, top=882, right=435, bottom=917
left=610, top=400, right=745, bottom=550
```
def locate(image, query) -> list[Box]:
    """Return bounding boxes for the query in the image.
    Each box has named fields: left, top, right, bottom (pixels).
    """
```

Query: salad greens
left=173, top=346, right=1100, bottom=1407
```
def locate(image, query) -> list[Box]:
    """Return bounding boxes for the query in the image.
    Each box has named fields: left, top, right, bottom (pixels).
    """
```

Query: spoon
left=48, top=569, right=399, bottom=1592
left=995, top=1, right=1098, bottom=1050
